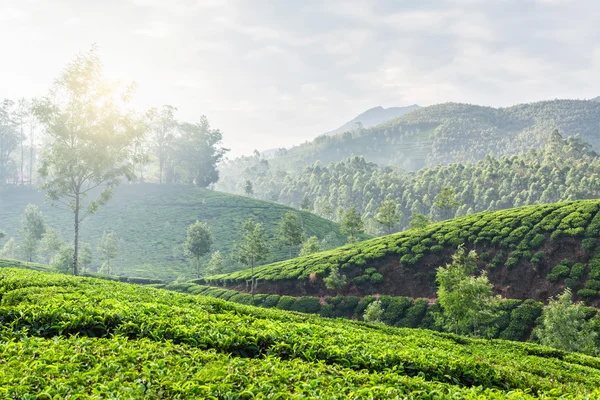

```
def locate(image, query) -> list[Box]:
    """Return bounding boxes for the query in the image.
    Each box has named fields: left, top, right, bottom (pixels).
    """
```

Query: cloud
left=0, top=0, right=599, bottom=155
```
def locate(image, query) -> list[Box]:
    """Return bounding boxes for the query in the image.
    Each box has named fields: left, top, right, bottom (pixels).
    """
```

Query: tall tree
left=33, top=47, right=143, bottom=275
left=0, top=99, right=18, bottom=190
left=341, top=206, right=364, bottom=243
left=433, top=187, right=461, bottom=221
left=174, top=118, right=228, bottom=187
left=184, top=221, right=213, bottom=278
left=15, top=98, right=31, bottom=185
left=244, top=180, right=254, bottom=197
left=98, top=231, right=119, bottom=275
left=39, top=226, right=65, bottom=263
left=409, top=212, right=432, bottom=230
left=436, top=246, right=498, bottom=336
left=300, top=195, right=311, bottom=211
left=18, top=204, right=46, bottom=262
left=300, top=236, right=321, bottom=256
left=206, top=250, right=226, bottom=276
left=277, top=212, right=304, bottom=258
left=534, top=289, right=597, bottom=355
left=236, top=219, right=269, bottom=297
left=375, top=199, right=400, bottom=235
left=147, top=105, right=177, bottom=184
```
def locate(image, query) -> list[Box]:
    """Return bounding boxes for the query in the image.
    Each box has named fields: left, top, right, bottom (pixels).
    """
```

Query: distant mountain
left=256, top=99, right=600, bottom=171
left=322, top=105, right=420, bottom=136
left=593, top=96, right=600, bottom=102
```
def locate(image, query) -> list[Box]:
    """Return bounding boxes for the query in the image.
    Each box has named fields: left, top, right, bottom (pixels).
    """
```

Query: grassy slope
left=263, top=99, right=600, bottom=171
left=0, top=184, right=351, bottom=281
left=205, top=200, right=600, bottom=305
left=1, top=268, right=600, bottom=398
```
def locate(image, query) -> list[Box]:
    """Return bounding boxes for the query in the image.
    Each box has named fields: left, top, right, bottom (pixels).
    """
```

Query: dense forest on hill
left=217, top=130, right=600, bottom=234
left=0, top=185, right=350, bottom=280
left=2, top=267, right=600, bottom=398
left=216, top=99, right=600, bottom=186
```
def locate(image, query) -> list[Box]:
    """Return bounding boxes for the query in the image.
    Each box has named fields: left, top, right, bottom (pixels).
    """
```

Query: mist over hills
left=322, top=105, right=421, bottom=137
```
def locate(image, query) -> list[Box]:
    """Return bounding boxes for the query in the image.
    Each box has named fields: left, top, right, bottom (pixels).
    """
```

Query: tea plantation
left=0, top=184, right=351, bottom=281
left=202, top=200, right=600, bottom=305
left=2, top=267, right=600, bottom=398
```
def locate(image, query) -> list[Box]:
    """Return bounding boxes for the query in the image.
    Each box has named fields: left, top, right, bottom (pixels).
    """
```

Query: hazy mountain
left=322, top=105, right=421, bottom=137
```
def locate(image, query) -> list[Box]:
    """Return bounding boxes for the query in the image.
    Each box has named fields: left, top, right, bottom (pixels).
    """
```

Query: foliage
left=299, top=236, right=321, bottom=256
left=235, top=219, right=269, bottom=295
left=277, top=212, right=304, bottom=257
left=97, top=231, right=119, bottom=275
left=38, top=227, right=65, bottom=263
left=534, top=289, right=597, bottom=355
left=2, top=269, right=600, bottom=398
left=184, top=221, right=213, bottom=277
left=17, top=204, right=46, bottom=262
left=436, top=247, right=498, bottom=336
left=33, top=47, right=142, bottom=275
left=375, top=199, right=400, bottom=234
left=409, top=213, right=432, bottom=230
left=323, top=266, right=346, bottom=290
left=206, top=251, right=226, bottom=276
left=340, top=206, right=364, bottom=243
left=433, top=186, right=461, bottom=221
left=363, top=300, right=383, bottom=323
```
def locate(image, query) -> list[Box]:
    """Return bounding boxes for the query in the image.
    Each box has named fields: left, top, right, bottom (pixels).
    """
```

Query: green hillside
left=2, top=268, right=600, bottom=398
left=0, top=184, right=351, bottom=281
left=203, top=200, right=600, bottom=305
left=222, top=99, right=600, bottom=174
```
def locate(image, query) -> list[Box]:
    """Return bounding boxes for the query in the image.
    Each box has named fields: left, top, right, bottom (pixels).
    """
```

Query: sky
left=1, top=0, right=600, bottom=157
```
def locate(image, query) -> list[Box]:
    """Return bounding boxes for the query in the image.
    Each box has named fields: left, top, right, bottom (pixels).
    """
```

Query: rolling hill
left=202, top=200, right=600, bottom=306
left=0, top=184, right=353, bottom=281
left=1, top=267, right=600, bottom=398
left=245, top=99, right=600, bottom=172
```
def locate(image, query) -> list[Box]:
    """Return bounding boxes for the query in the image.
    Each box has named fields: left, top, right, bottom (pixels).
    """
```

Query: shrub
left=380, top=296, right=412, bottom=326
left=291, top=296, right=321, bottom=314
left=499, top=299, right=543, bottom=341
left=400, top=299, right=429, bottom=328
left=530, top=251, right=545, bottom=264
left=505, top=257, right=518, bottom=269
left=363, top=301, right=383, bottom=323
left=570, top=263, right=586, bottom=281
left=578, top=289, right=598, bottom=302
left=430, top=245, right=444, bottom=254
left=356, top=295, right=376, bottom=318
left=276, top=296, right=297, bottom=310
left=364, top=268, right=377, bottom=275
left=370, top=273, right=384, bottom=284
left=582, top=238, right=597, bottom=252
left=564, top=278, right=579, bottom=289
left=229, top=293, right=254, bottom=305
left=585, top=279, right=600, bottom=291
left=324, top=266, right=346, bottom=290
left=263, top=294, right=281, bottom=308
left=547, top=264, right=570, bottom=282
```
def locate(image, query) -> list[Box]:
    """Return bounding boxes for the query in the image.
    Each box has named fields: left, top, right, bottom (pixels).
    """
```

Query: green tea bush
left=263, top=294, right=281, bottom=308
left=276, top=295, right=297, bottom=310
left=582, top=238, right=598, bottom=252
left=570, top=263, right=586, bottom=280
left=291, top=296, right=322, bottom=314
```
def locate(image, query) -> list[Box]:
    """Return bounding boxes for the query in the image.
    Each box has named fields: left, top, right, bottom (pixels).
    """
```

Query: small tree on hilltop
left=236, top=219, right=269, bottom=297
left=433, top=187, right=461, bottom=221
left=300, top=195, right=311, bottom=211
left=409, top=212, right=432, bottom=230
left=436, top=246, right=498, bottom=337
left=184, top=221, right=213, bottom=278
left=300, top=236, right=321, bottom=256
left=244, top=180, right=254, bottom=197
left=278, top=212, right=304, bottom=258
left=206, top=250, right=226, bottom=276
left=375, top=199, right=400, bottom=235
left=534, top=289, right=597, bottom=355
left=33, top=47, right=143, bottom=275
left=341, top=206, right=364, bottom=243
left=18, top=204, right=46, bottom=262
left=98, top=231, right=119, bottom=275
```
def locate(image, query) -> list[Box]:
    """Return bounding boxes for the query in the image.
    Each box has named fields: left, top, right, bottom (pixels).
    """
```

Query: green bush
left=530, top=251, right=545, bottom=264
left=582, top=238, right=597, bottom=252
left=564, top=278, right=579, bottom=289
left=400, top=299, right=429, bottom=328
left=585, top=279, right=600, bottom=291
left=276, top=296, right=297, bottom=310
left=547, top=264, right=571, bottom=282
left=229, top=293, right=254, bottom=305
left=291, top=296, right=321, bottom=314
left=505, top=257, right=518, bottom=269
left=263, top=294, right=281, bottom=308
left=380, top=296, right=412, bottom=326
left=578, top=289, right=598, bottom=302
left=371, top=273, right=384, bottom=284
left=499, top=299, right=543, bottom=341
left=529, top=233, right=546, bottom=249
left=570, top=263, right=586, bottom=281
left=355, top=295, right=376, bottom=318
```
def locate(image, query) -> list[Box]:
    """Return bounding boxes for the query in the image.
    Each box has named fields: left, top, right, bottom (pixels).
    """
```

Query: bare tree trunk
left=73, top=194, right=80, bottom=276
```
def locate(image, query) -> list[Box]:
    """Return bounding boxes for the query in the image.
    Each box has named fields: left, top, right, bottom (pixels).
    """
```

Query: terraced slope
left=203, top=200, right=600, bottom=305
left=1, top=268, right=600, bottom=398
left=0, top=184, right=352, bottom=280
